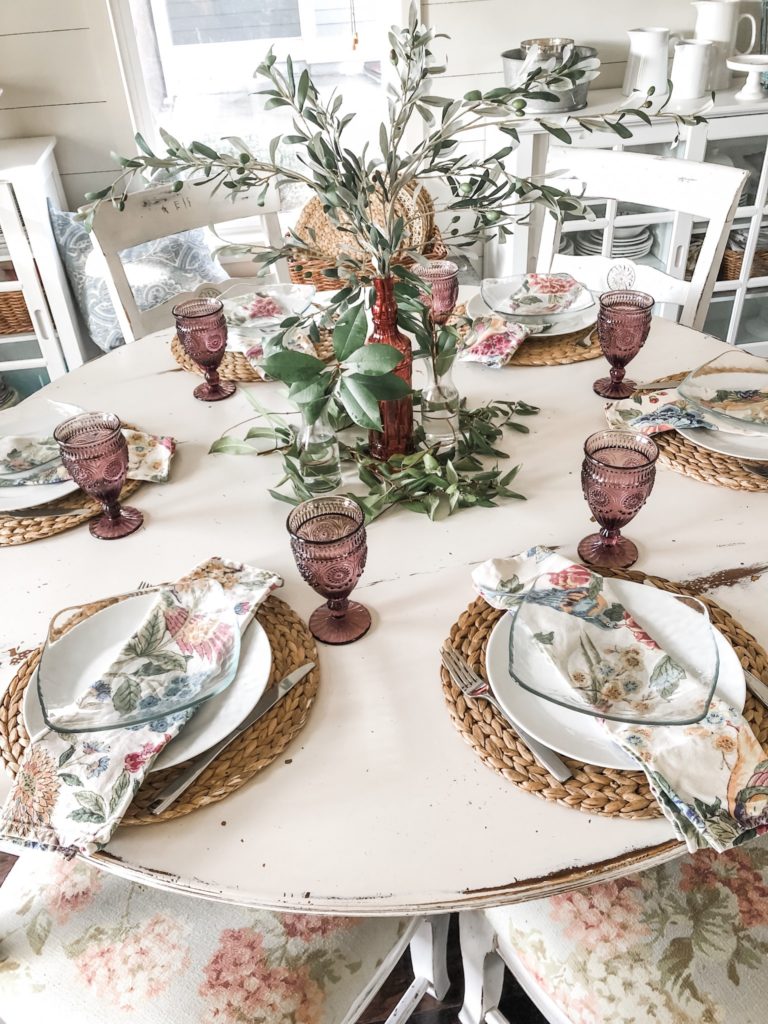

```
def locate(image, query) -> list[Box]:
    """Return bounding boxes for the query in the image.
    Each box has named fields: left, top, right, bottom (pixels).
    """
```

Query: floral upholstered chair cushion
left=485, top=835, right=768, bottom=1024
left=0, top=854, right=410, bottom=1024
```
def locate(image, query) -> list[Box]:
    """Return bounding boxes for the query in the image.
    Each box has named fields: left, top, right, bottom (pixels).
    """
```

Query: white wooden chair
left=458, top=834, right=768, bottom=1024
left=89, top=180, right=289, bottom=343
left=0, top=852, right=450, bottom=1024
left=538, top=147, right=748, bottom=331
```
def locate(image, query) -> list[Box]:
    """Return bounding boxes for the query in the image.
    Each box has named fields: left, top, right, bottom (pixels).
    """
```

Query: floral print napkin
left=473, top=546, right=768, bottom=851
left=458, top=317, right=531, bottom=368
left=0, top=428, right=176, bottom=487
left=503, top=273, right=582, bottom=316
left=604, top=388, right=753, bottom=436
left=0, top=557, right=282, bottom=856
left=226, top=328, right=316, bottom=379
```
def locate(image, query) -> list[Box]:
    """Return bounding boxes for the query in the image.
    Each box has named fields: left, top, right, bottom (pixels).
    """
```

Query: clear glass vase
left=298, top=406, right=341, bottom=494
left=420, top=359, right=460, bottom=449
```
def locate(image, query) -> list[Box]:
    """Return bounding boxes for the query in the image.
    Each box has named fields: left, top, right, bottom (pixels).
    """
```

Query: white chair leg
left=459, top=910, right=507, bottom=1024
left=408, top=913, right=451, bottom=1000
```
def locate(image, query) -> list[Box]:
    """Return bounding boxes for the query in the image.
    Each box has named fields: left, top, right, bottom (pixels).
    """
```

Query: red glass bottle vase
left=367, top=276, right=413, bottom=460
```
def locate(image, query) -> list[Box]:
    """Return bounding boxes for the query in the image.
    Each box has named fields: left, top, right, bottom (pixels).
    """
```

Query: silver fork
left=441, top=645, right=573, bottom=783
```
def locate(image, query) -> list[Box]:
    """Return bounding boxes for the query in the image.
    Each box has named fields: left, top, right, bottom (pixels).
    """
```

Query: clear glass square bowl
left=480, top=274, right=595, bottom=325
left=679, top=350, right=768, bottom=436
left=506, top=573, right=720, bottom=725
left=36, top=587, right=241, bottom=733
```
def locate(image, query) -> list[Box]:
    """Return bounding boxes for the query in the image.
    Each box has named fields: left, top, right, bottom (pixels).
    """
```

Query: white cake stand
left=727, top=55, right=768, bottom=102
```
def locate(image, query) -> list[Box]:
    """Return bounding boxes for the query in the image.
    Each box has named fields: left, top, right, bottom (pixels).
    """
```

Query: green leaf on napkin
left=125, top=607, right=166, bottom=658
left=69, top=790, right=106, bottom=824
left=650, top=655, right=685, bottom=699
left=59, top=774, right=83, bottom=787
left=58, top=746, right=75, bottom=767
left=109, top=771, right=130, bottom=816
left=534, top=631, right=554, bottom=645
left=135, top=652, right=188, bottom=677
left=113, top=678, right=141, bottom=715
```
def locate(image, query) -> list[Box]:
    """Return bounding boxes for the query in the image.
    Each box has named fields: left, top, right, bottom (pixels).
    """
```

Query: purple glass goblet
left=287, top=496, right=371, bottom=645
left=577, top=429, right=658, bottom=570
left=173, top=298, right=236, bottom=402
left=413, top=260, right=460, bottom=325
left=54, top=413, right=143, bottom=540
left=593, top=290, right=654, bottom=399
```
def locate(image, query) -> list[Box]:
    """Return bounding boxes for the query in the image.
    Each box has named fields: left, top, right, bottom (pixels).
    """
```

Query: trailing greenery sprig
left=209, top=395, right=540, bottom=522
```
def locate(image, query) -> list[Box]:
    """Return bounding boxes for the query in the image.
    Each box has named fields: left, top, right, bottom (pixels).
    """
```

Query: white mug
left=623, top=27, right=681, bottom=98
left=671, top=39, right=713, bottom=100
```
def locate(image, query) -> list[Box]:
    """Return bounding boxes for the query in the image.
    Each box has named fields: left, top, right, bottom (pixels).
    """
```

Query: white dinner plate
left=485, top=578, right=746, bottom=770
left=465, top=293, right=596, bottom=336
left=677, top=425, right=768, bottom=463
left=23, top=596, right=272, bottom=772
left=0, top=401, right=81, bottom=513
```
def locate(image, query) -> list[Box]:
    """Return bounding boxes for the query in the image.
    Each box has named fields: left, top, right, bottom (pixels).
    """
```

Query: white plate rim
left=0, top=402, right=81, bottom=512
left=22, top=608, right=273, bottom=772
left=485, top=587, right=745, bottom=770
left=677, top=425, right=768, bottom=462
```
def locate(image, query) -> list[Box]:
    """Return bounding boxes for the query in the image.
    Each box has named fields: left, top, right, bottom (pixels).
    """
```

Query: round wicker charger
left=171, top=329, right=335, bottom=383
left=442, top=568, right=768, bottom=820
left=453, top=305, right=600, bottom=366
left=0, top=594, right=319, bottom=825
left=0, top=478, right=143, bottom=548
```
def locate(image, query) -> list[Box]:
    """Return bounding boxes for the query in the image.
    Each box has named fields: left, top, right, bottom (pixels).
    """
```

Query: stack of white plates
left=574, top=225, right=654, bottom=260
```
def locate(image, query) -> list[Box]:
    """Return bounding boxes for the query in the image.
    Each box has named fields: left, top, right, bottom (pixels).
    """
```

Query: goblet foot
left=577, top=532, right=638, bottom=570
left=309, top=601, right=371, bottom=645
left=89, top=505, right=143, bottom=540
left=193, top=379, right=236, bottom=402
left=592, top=376, right=637, bottom=400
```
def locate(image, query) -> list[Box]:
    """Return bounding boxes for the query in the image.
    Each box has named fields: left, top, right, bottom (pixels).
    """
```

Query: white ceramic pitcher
left=622, top=27, right=680, bottom=98
left=692, top=0, right=757, bottom=89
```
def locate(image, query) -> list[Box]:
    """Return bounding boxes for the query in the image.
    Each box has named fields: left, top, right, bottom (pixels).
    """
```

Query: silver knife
left=746, top=669, right=768, bottom=708
left=148, top=661, right=315, bottom=815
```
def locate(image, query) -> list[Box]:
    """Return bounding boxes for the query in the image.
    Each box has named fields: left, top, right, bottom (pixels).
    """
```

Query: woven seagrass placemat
left=453, top=304, right=599, bottom=366
left=0, top=478, right=143, bottom=548
left=0, top=592, right=319, bottom=825
left=442, top=568, right=768, bottom=819
left=171, top=330, right=335, bottom=383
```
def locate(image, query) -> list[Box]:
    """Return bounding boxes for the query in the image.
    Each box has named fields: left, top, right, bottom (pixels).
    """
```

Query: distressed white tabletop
left=2, top=309, right=767, bottom=915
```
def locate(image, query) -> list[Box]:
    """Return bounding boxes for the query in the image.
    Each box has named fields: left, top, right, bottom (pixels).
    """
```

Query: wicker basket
left=288, top=185, right=447, bottom=291
left=720, top=246, right=768, bottom=281
left=0, top=291, right=33, bottom=335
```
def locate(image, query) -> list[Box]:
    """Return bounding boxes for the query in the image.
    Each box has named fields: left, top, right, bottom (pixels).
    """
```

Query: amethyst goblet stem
left=577, top=429, right=658, bottom=570
left=593, top=290, right=654, bottom=399
left=173, top=297, right=235, bottom=402
left=54, top=412, right=143, bottom=540
left=287, top=496, right=371, bottom=645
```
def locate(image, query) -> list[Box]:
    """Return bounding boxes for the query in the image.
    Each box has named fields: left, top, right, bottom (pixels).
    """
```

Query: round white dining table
left=2, top=308, right=767, bottom=916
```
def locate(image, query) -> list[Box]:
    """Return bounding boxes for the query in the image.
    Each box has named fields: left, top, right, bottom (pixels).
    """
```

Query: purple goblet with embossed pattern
left=287, top=496, right=371, bottom=645
left=594, top=290, right=654, bottom=399
left=413, top=260, right=460, bottom=324
left=577, top=429, right=658, bottom=570
left=54, top=412, right=143, bottom=540
left=173, top=297, right=235, bottom=402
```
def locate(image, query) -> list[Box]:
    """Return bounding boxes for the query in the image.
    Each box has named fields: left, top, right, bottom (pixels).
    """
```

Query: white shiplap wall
left=423, top=0, right=762, bottom=97
left=0, top=0, right=136, bottom=208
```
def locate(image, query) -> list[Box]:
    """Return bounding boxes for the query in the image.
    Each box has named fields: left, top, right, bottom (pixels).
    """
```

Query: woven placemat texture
left=171, top=329, right=335, bottom=383
left=442, top=568, right=768, bottom=819
left=453, top=304, right=599, bottom=366
left=0, top=584, right=319, bottom=825
left=0, top=478, right=143, bottom=548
